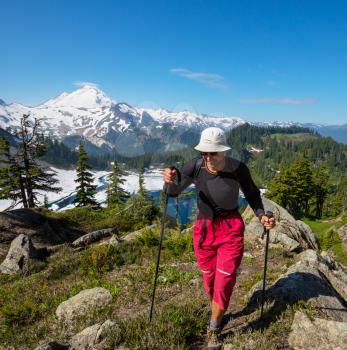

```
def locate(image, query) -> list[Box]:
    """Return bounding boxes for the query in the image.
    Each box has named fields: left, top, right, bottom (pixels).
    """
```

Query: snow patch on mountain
left=0, top=85, right=248, bottom=152
left=42, top=84, right=115, bottom=109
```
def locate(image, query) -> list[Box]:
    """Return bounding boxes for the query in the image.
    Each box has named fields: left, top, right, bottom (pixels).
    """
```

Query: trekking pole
left=149, top=167, right=180, bottom=321
left=260, top=210, right=274, bottom=320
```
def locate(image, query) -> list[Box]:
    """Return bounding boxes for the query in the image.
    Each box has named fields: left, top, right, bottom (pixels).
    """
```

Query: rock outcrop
left=247, top=249, right=347, bottom=322
left=56, top=288, right=112, bottom=324
left=288, top=311, right=347, bottom=350
left=0, top=234, right=40, bottom=274
left=72, top=228, right=118, bottom=248
left=0, top=208, right=80, bottom=245
left=243, top=197, right=319, bottom=251
left=69, top=320, right=118, bottom=350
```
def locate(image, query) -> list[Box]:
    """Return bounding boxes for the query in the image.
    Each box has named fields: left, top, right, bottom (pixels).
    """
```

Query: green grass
left=158, top=265, right=199, bottom=285
left=0, top=225, right=202, bottom=349
left=105, top=301, right=209, bottom=350
left=301, top=217, right=332, bottom=236
left=302, top=217, right=347, bottom=265
left=270, top=133, right=315, bottom=140
left=223, top=301, right=318, bottom=350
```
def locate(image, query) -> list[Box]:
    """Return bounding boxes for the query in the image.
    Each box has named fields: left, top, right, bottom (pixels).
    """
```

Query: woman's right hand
left=163, top=167, right=177, bottom=184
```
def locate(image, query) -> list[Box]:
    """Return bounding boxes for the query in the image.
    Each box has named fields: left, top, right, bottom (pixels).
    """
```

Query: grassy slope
left=0, top=221, right=315, bottom=350
left=1, top=202, right=344, bottom=349
left=302, top=215, right=347, bottom=266
left=0, top=227, right=208, bottom=350
left=269, top=133, right=318, bottom=140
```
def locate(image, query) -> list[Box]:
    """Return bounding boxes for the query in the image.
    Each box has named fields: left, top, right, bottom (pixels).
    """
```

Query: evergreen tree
left=138, top=166, right=148, bottom=198
left=74, top=140, right=98, bottom=207
left=323, top=174, right=347, bottom=217
left=267, top=153, right=315, bottom=218
left=43, top=194, right=49, bottom=209
left=312, top=163, right=330, bottom=218
left=266, top=163, right=293, bottom=211
left=126, top=165, right=159, bottom=225
left=107, top=160, right=128, bottom=206
left=289, top=153, right=314, bottom=216
left=0, top=137, right=27, bottom=208
left=0, top=115, right=61, bottom=209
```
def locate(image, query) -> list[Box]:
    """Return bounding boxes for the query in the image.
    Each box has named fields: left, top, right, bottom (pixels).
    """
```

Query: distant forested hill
left=2, top=124, right=346, bottom=182
left=224, top=124, right=347, bottom=184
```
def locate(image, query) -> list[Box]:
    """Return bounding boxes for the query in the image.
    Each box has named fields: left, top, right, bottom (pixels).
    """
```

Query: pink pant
left=193, top=212, right=245, bottom=311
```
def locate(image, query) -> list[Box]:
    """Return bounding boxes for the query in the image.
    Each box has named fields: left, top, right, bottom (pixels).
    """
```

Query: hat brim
left=194, top=144, right=231, bottom=152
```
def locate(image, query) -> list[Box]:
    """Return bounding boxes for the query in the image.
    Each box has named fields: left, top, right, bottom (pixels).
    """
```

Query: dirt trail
left=189, top=236, right=283, bottom=349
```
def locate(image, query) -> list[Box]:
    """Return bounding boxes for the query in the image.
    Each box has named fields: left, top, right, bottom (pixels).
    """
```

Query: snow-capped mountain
left=0, top=85, right=246, bottom=156
left=1, top=85, right=345, bottom=156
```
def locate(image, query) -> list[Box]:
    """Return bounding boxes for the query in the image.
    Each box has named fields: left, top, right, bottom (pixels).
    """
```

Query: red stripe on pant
left=193, top=212, right=245, bottom=311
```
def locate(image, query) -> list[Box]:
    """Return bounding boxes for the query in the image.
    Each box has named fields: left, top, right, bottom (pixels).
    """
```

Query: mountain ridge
left=0, top=85, right=345, bottom=156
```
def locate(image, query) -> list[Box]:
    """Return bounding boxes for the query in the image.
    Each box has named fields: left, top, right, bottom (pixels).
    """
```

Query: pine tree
left=43, top=194, right=49, bottom=209
left=126, top=165, right=159, bottom=225
left=267, top=153, right=315, bottom=218
left=288, top=153, right=314, bottom=217
left=312, top=163, right=330, bottom=218
left=138, top=166, right=148, bottom=198
left=74, top=140, right=98, bottom=207
left=0, top=137, right=27, bottom=209
left=267, top=163, right=292, bottom=211
left=107, top=160, right=128, bottom=206
left=0, top=115, right=61, bottom=209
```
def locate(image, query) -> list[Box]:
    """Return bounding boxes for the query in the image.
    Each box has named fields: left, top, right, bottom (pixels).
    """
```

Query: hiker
left=163, top=127, right=275, bottom=349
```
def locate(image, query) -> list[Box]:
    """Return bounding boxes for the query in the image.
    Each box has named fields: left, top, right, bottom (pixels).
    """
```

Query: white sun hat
left=194, top=127, right=231, bottom=152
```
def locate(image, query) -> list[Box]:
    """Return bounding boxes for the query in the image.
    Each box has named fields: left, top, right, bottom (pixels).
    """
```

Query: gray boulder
left=69, top=319, right=118, bottom=349
left=288, top=311, right=347, bottom=350
left=243, top=198, right=319, bottom=251
left=301, top=250, right=347, bottom=300
left=0, top=234, right=39, bottom=274
left=108, top=234, right=121, bottom=247
left=72, top=227, right=118, bottom=248
left=247, top=250, right=347, bottom=322
left=120, top=224, right=157, bottom=242
left=56, top=287, right=112, bottom=324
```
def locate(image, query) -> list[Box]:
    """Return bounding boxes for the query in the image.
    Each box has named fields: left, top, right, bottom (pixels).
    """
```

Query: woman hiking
left=163, top=127, right=275, bottom=350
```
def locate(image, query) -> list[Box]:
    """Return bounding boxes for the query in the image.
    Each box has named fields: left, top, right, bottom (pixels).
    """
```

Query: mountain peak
left=42, top=84, right=115, bottom=109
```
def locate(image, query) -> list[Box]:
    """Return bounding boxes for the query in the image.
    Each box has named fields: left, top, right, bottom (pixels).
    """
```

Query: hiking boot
left=207, top=327, right=222, bottom=350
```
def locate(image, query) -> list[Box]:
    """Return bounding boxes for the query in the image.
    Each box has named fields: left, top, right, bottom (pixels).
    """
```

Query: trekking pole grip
left=261, top=211, right=274, bottom=239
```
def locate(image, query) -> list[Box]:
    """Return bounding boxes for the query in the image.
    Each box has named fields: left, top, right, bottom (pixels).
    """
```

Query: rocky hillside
left=0, top=200, right=346, bottom=349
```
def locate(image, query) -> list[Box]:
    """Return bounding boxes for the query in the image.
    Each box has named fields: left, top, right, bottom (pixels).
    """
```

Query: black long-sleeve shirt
left=166, top=157, right=264, bottom=219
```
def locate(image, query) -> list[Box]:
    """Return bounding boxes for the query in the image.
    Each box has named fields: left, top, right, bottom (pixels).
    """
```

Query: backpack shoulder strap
left=193, top=157, right=204, bottom=180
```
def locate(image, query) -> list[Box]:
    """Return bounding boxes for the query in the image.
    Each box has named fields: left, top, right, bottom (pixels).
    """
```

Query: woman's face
left=201, top=151, right=225, bottom=169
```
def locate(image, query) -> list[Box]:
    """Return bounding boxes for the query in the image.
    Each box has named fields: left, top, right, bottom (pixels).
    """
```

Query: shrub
left=159, top=266, right=198, bottom=285
left=78, top=241, right=150, bottom=274
left=135, top=228, right=159, bottom=247
left=1, top=299, right=42, bottom=327
left=127, top=194, right=160, bottom=227
left=164, top=231, right=193, bottom=257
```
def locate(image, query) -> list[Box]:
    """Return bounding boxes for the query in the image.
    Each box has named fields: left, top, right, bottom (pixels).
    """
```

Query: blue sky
left=1, top=0, right=346, bottom=124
